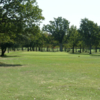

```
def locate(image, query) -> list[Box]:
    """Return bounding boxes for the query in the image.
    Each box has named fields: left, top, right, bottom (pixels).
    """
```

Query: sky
left=37, top=0, right=100, bottom=29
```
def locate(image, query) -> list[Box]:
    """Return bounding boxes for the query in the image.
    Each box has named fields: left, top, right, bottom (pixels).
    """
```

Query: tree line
left=0, top=0, right=100, bottom=56
left=43, top=17, right=100, bottom=54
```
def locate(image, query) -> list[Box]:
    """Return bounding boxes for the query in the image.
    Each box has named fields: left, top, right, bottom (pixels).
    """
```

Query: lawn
left=0, top=51, right=100, bottom=100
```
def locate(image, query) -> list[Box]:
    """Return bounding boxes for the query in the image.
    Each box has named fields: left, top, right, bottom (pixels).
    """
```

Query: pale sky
left=37, top=0, right=100, bottom=29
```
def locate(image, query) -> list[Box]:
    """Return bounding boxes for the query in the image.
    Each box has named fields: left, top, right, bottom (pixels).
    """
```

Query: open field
left=0, top=51, right=100, bottom=100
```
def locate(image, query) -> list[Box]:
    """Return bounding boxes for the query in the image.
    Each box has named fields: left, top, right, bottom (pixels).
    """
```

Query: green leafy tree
left=67, top=25, right=79, bottom=53
left=79, top=18, right=99, bottom=54
left=0, top=0, right=44, bottom=56
left=45, top=34, right=54, bottom=52
left=43, top=17, right=70, bottom=51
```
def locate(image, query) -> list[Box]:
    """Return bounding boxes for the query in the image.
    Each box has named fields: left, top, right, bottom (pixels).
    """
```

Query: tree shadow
left=0, top=62, right=22, bottom=67
left=69, top=52, right=89, bottom=55
left=0, top=55, right=21, bottom=58
left=69, top=52, right=80, bottom=54
left=68, top=52, right=100, bottom=56
left=90, top=54, right=100, bottom=56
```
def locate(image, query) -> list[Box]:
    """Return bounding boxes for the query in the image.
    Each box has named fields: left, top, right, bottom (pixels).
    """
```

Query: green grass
left=0, top=51, right=100, bottom=100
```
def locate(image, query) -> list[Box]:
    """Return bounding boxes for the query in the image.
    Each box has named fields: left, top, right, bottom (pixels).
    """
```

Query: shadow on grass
left=0, top=62, right=22, bottom=67
left=90, top=54, right=100, bottom=56
left=0, top=55, right=21, bottom=58
left=69, top=52, right=100, bottom=56
left=69, top=52, right=89, bottom=55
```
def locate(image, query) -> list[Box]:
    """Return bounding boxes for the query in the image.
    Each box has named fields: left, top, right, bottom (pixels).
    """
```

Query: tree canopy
left=79, top=18, right=99, bottom=54
left=43, top=17, right=70, bottom=51
left=0, top=0, right=44, bottom=56
left=0, top=1, right=100, bottom=55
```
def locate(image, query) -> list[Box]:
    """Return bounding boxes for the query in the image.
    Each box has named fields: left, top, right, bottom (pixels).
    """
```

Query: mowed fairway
left=0, top=52, right=100, bottom=100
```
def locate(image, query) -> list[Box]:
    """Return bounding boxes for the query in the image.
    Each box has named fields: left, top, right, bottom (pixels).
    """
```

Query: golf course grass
left=0, top=51, right=100, bottom=100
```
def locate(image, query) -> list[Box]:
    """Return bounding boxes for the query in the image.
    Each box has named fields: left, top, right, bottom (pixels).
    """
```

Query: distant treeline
left=0, top=0, right=100, bottom=56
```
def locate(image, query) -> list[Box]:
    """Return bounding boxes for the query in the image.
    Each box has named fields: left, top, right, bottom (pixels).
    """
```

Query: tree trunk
left=60, top=43, right=63, bottom=52
left=1, top=47, right=6, bottom=56
left=95, top=46, right=97, bottom=53
left=27, top=47, right=29, bottom=51
left=32, top=47, right=34, bottom=51
left=47, top=47, right=49, bottom=52
left=39, top=47, right=41, bottom=51
left=22, top=47, right=23, bottom=51
left=89, top=44, right=92, bottom=54
left=72, top=45, right=74, bottom=53
left=82, top=47, right=84, bottom=52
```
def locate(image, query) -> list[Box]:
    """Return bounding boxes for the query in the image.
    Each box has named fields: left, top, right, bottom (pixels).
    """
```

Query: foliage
left=0, top=0, right=44, bottom=56
left=79, top=18, right=99, bottom=54
left=67, top=25, right=79, bottom=53
left=79, top=18, right=99, bottom=46
left=43, top=17, right=69, bottom=51
left=68, top=25, right=79, bottom=47
left=43, top=17, right=69, bottom=43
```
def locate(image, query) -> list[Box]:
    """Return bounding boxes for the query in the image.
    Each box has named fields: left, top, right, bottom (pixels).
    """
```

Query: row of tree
left=0, top=0, right=100, bottom=56
left=43, top=17, right=100, bottom=54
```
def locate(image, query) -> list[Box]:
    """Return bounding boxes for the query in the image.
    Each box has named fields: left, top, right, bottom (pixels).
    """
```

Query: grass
left=0, top=51, right=100, bottom=100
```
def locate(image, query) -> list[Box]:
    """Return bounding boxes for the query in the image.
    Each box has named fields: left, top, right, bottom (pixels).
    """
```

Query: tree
left=43, top=17, right=70, bottom=51
left=45, top=33, right=54, bottom=52
left=67, top=25, right=79, bottom=53
left=79, top=18, right=99, bottom=54
left=23, top=24, right=41, bottom=51
left=0, top=0, right=44, bottom=56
